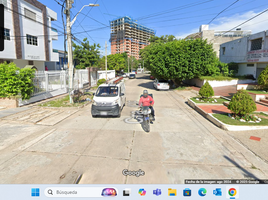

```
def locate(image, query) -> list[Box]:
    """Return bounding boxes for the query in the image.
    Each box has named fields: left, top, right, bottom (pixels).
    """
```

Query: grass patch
left=246, top=90, right=268, bottom=94
left=190, top=97, right=228, bottom=104
left=213, top=113, right=268, bottom=126
left=39, top=92, right=94, bottom=107
left=91, top=85, right=98, bottom=90
left=174, top=86, right=192, bottom=90
left=199, top=76, right=238, bottom=81
left=198, top=75, right=254, bottom=81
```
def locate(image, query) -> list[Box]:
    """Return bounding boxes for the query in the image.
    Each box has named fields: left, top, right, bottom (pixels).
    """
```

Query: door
left=256, top=68, right=264, bottom=79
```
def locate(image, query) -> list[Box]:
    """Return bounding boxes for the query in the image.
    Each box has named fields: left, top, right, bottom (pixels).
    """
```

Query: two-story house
left=220, top=30, right=268, bottom=79
left=0, top=0, right=59, bottom=70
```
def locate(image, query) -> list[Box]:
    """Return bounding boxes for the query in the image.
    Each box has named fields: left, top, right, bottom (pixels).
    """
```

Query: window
left=26, top=34, right=38, bottom=46
left=222, top=47, right=226, bottom=55
left=250, top=38, right=262, bottom=51
left=24, top=8, right=36, bottom=21
left=3, top=28, right=10, bottom=40
left=247, top=64, right=254, bottom=67
left=28, top=61, right=33, bottom=65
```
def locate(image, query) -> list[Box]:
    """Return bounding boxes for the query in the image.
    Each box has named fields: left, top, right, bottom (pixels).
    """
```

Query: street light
left=70, top=4, right=99, bottom=27
left=66, top=2, right=99, bottom=104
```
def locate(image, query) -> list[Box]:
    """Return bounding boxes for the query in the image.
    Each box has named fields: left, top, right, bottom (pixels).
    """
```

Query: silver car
left=153, top=79, right=170, bottom=90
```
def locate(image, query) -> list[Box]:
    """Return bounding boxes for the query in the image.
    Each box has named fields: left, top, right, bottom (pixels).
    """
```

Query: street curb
left=188, top=98, right=268, bottom=131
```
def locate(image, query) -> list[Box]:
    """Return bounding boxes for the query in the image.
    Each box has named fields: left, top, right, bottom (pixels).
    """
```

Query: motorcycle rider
left=138, top=90, right=155, bottom=123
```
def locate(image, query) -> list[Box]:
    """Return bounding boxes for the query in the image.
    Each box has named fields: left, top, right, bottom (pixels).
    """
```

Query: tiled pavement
left=199, top=104, right=268, bottom=114
left=191, top=85, right=268, bottom=113
left=191, top=85, right=237, bottom=99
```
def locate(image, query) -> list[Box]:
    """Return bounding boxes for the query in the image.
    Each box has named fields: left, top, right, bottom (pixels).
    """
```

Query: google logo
left=228, top=188, right=237, bottom=196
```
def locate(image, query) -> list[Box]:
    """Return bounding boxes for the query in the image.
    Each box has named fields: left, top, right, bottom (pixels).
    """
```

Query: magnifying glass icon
left=48, top=189, right=53, bottom=195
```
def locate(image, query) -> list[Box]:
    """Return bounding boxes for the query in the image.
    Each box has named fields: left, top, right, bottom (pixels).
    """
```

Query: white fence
left=97, top=70, right=115, bottom=80
left=19, top=69, right=115, bottom=106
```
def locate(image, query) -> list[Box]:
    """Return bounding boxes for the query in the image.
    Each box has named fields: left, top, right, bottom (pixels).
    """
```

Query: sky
left=38, top=0, right=268, bottom=56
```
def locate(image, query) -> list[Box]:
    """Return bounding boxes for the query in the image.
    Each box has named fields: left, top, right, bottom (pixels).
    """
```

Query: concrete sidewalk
left=0, top=107, right=31, bottom=119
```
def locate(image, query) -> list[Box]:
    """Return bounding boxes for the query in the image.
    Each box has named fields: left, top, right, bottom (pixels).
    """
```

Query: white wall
left=12, top=59, right=44, bottom=71
left=19, top=0, right=46, bottom=61
left=0, top=2, right=16, bottom=59
left=237, top=63, right=257, bottom=78
left=220, top=37, right=248, bottom=63
left=97, top=70, right=115, bottom=80
left=34, top=61, right=45, bottom=71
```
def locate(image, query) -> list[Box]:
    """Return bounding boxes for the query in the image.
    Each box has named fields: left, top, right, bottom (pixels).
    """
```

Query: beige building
left=185, top=25, right=251, bottom=57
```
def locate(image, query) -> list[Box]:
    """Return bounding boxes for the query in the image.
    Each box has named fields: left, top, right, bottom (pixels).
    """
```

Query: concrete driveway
left=0, top=74, right=267, bottom=184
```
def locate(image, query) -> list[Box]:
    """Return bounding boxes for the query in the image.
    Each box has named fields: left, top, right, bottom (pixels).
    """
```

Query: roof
left=185, top=32, right=202, bottom=40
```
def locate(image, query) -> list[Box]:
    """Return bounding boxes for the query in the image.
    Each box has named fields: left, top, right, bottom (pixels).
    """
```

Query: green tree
left=228, top=90, right=257, bottom=117
left=199, top=81, right=214, bottom=99
left=0, top=62, right=35, bottom=100
left=149, top=35, right=177, bottom=44
left=140, top=38, right=219, bottom=84
left=73, top=38, right=101, bottom=69
left=258, top=65, right=268, bottom=90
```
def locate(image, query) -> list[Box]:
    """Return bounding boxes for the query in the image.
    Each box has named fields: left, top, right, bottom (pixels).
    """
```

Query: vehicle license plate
left=100, top=111, right=108, bottom=115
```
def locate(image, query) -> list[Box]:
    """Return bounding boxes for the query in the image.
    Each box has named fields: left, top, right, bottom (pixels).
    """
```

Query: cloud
left=175, top=10, right=268, bottom=39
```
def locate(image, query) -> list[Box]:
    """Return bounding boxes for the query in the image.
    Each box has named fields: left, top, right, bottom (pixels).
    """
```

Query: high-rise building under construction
left=110, top=16, right=155, bottom=59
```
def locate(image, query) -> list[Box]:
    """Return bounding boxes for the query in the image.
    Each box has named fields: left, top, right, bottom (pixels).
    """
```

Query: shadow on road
left=138, top=82, right=155, bottom=90
left=136, top=75, right=150, bottom=80
left=223, top=155, right=260, bottom=180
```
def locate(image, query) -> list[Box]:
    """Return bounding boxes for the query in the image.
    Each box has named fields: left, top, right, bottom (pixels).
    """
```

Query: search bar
left=44, top=187, right=118, bottom=198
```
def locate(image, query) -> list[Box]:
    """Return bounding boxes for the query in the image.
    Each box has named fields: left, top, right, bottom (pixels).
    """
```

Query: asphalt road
left=0, top=73, right=267, bottom=184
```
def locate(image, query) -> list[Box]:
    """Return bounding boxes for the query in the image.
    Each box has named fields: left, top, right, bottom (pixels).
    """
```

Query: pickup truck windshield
left=95, top=86, right=118, bottom=97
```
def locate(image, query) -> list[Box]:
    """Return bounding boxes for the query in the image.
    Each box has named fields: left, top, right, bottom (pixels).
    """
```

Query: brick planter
left=0, top=98, right=19, bottom=108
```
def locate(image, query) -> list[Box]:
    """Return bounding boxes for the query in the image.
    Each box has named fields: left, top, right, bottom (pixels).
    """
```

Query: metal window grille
left=3, top=28, right=10, bottom=40
left=251, top=38, right=262, bottom=51
left=24, top=8, right=36, bottom=21
left=26, top=34, right=38, bottom=46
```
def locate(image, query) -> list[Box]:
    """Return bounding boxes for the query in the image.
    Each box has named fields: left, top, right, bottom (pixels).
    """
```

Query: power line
left=141, top=2, right=268, bottom=26
left=139, top=0, right=256, bottom=22
left=136, top=0, right=214, bottom=21
left=208, top=0, right=240, bottom=24
left=211, top=8, right=268, bottom=42
left=72, top=0, right=99, bottom=32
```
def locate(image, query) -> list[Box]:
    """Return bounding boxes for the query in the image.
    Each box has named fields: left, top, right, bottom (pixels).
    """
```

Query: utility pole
left=66, top=0, right=74, bottom=103
left=105, top=41, right=107, bottom=80
left=128, top=56, right=129, bottom=74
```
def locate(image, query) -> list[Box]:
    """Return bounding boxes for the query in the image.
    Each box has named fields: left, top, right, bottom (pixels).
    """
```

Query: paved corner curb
left=188, top=98, right=268, bottom=131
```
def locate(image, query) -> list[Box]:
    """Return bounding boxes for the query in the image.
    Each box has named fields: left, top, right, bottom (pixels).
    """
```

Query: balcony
left=51, top=49, right=59, bottom=62
left=50, top=28, right=58, bottom=40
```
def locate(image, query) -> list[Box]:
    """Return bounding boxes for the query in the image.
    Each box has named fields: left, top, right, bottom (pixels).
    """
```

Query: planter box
left=0, top=98, right=18, bottom=108
left=236, top=83, right=258, bottom=90
left=184, top=78, right=256, bottom=88
left=247, top=92, right=268, bottom=102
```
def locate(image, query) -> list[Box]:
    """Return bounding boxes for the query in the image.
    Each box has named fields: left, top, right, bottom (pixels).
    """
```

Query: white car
left=122, top=73, right=127, bottom=78
left=91, top=80, right=126, bottom=117
left=153, top=79, right=170, bottom=90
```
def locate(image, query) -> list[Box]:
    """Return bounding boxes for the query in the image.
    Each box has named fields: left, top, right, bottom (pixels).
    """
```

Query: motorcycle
left=139, top=105, right=153, bottom=132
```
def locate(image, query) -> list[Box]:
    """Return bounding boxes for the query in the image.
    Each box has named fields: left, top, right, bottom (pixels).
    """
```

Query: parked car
left=153, top=79, right=170, bottom=90
left=150, top=75, right=155, bottom=80
left=132, top=70, right=137, bottom=74
left=122, top=73, right=127, bottom=78
left=91, top=80, right=126, bottom=117
left=129, top=73, right=136, bottom=79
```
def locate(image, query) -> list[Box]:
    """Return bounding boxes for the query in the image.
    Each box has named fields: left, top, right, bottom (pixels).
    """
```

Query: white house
left=220, top=30, right=268, bottom=79
left=0, top=0, right=59, bottom=71
left=185, top=25, right=251, bottom=57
